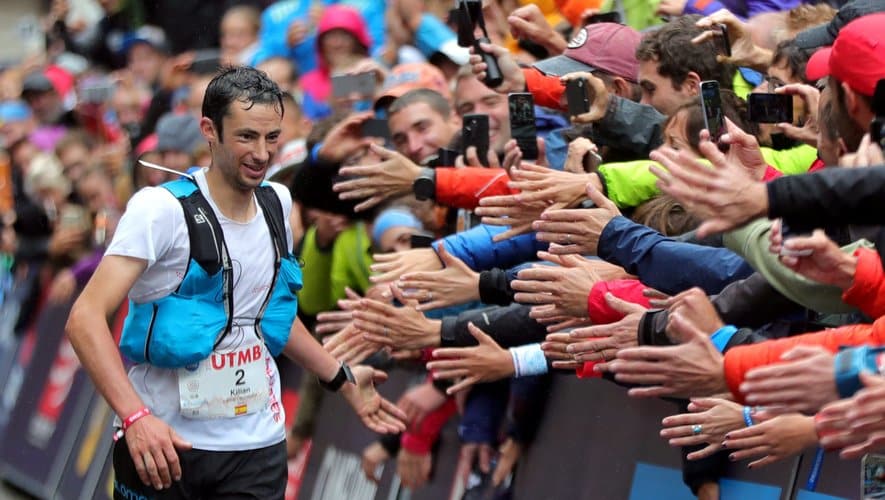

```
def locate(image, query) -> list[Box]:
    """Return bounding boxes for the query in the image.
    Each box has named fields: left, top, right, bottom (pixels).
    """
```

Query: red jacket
left=435, top=167, right=515, bottom=210
left=577, top=278, right=652, bottom=378
left=523, top=67, right=565, bottom=110
left=723, top=248, right=885, bottom=401
left=401, top=397, right=457, bottom=454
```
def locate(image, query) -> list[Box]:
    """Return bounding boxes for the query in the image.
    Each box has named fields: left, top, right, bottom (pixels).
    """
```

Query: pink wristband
left=122, top=407, right=151, bottom=432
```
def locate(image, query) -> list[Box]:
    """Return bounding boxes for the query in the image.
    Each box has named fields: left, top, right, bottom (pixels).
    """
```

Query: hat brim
left=532, top=55, right=595, bottom=77
left=805, top=46, right=833, bottom=82
left=794, top=23, right=834, bottom=50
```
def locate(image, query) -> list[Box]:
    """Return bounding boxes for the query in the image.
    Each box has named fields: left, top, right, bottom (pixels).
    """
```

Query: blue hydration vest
left=119, top=178, right=303, bottom=368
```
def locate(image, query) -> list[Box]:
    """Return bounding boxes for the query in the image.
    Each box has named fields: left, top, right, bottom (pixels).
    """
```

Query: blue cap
left=0, top=101, right=32, bottom=123
left=372, top=208, right=422, bottom=247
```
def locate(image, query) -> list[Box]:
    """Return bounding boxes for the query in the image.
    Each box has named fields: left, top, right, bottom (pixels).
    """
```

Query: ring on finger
left=692, top=424, right=702, bottom=436
left=427, top=291, right=433, bottom=301
left=565, top=234, right=572, bottom=244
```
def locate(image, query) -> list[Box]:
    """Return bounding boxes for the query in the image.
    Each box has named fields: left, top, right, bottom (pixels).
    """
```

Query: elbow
left=65, top=298, right=89, bottom=345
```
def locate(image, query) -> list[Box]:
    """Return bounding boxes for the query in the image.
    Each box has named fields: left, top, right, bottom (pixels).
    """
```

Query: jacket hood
left=316, top=5, right=371, bottom=52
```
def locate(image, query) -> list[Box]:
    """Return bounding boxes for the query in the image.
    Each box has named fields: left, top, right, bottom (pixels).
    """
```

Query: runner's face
left=211, top=102, right=282, bottom=192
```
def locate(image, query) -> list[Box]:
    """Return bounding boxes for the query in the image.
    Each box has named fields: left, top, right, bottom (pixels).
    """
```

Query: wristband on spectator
left=122, top=407, right=151, bottom=432
left=509, top=344, right=548, bottom=378
left=743, top=406, right=754, bottom=427
left=833, top=345, right=885, bottom=398
left=710, top=325, right=738, bottom=353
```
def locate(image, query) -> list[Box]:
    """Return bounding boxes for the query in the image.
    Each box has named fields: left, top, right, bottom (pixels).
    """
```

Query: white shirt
left=106, top=169, right=293, bottom=451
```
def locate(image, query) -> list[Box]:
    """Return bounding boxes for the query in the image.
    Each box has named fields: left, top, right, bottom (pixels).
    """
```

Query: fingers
left=447, top=375, right=481, bottom=395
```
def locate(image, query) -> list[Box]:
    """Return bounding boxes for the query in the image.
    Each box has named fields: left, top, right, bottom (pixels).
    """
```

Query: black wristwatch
left=319, top=362, right=356, bottom=392
left=413, top=167, right=436, bottom=201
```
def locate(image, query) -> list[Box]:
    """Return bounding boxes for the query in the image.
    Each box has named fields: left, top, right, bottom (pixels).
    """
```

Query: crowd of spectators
left=2, top=0, right=884, bottom=498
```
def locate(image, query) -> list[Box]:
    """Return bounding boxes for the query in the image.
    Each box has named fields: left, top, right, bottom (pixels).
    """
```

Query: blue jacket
left=597, top=216, right=754, bottom=295
left=434, top=225, right=547, bottom=272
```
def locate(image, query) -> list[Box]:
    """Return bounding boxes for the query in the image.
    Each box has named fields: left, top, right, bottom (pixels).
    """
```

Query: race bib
left=177, top=340, right=269, bottom=419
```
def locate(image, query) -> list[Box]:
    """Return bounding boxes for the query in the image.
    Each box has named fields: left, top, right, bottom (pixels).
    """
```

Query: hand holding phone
left=748, top=93, right=793, bottom=123
left=462, top=114, right=490, bottom=167
left=700, top=81, right=724, bottom=143
left=508, top=93, right=538, bottom=160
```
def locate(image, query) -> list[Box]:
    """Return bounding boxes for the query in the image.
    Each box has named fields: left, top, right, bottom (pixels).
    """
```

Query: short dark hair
left=202, top=66, right=284, bottom=140
left=635, top=15, right=733, bottom=90
left=388, top=89, right=452, bottom=120
left=771, top=40, right=814, bottom=85
left=831, top=76, right=870, bottom=152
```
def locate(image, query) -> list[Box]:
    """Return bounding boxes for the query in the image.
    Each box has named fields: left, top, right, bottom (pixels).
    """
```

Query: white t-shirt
left=106, top=169, right=293, bottom=451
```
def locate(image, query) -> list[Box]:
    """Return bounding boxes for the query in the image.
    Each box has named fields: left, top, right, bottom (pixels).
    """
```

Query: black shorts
left=112, top=436, right=286, bottom=500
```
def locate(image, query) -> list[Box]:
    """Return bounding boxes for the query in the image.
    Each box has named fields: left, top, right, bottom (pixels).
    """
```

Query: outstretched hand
left=341, top=365, right=408, bottom=434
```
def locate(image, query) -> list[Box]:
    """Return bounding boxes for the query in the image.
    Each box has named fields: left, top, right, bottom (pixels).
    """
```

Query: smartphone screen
left=410, top=232, right=435, bottom=249
left=331, top=72, right=376, bottom=99
left=585, top=12, right=621, bottom=24
left=565, top=78, right=593, bottom=119
left=748, top=93, right=793, bottom=123
left=360, top=118, right=390, bottom=140
left=508, top=93, right=538, bottom=160
left=700, top=81, right=724, bottom=143
left=461, top=114, right=490, bottom=167
left=717, top=24, right=731, bottom=57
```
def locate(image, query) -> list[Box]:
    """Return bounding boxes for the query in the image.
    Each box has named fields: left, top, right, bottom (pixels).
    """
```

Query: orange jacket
left=523, top=67, right=565, bottom=110
left=435, top=167, right=515, bottom=210
left=723, top=248, right=885, bottom=401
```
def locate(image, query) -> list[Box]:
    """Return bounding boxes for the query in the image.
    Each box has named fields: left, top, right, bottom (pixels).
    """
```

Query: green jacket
left=297, top=223, right=373, bottom=315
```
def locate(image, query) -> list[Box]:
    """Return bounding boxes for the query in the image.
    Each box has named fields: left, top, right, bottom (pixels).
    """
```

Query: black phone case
left=462, top=114, right=490, bottom=167
left=566, top=79, right=591, bottom=118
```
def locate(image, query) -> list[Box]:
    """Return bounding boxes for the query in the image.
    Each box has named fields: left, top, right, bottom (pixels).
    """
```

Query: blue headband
left=372, top=208, right=422, bottom=246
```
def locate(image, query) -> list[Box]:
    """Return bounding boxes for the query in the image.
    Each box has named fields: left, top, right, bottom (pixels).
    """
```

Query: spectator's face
left=24, top=91, right=63, bottom=125
left=377, top=226, right=414, bottom=253
left=661, top=109, right=695, bottom=155
left=76, top=172, right=114, bottom=213
left=257, top=59, right=295, bottom=93
left=127, top=44, right=164, bottom=85
left=161, top=150, right=192, bottom=173
left=221, top=13, right=258, bottom=57
left=58, top=142, right=90, bottom=182
left=638, top=59, right=696, bottom=116
left=389, top=102, right=459, bottom=164
left=320, top=30, right=361, bottom=70
left=110, top=86, right=147, bottom=131
left=454, top=76, right=511, bottom=154
left=203, top=102, right=282, bottom=191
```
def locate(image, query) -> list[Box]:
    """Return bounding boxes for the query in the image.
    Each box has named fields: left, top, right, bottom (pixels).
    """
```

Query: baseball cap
left=805, top=13, right=885, bottom=97
left=532, top=23, right=641, bottom=82
left=121, top=25, right=170, bottom=55
left=374, top=63, right=452, bottom=110
left=156, top=113, right=204, bottom=154
left=22, top=65, right=75, bottom=98
left=794, top=0, right=885, bottom=50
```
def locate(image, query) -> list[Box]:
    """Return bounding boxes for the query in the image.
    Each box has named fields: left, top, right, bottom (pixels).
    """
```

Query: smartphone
left=360, top=118, right=390, bottom=140
left=508, top=93, right=538, bottom=160
left=779, top=222, right=813, bottom=257
left=78, top=77, right=115, bottom=104
left=748, top=93, right=793, bottom=123
left=871, top=79, right=885, bottom=148
left=717, top=24, right=731, bottom=57
left=461, top=114, right=490, bottom=167
left=456, top=0, right=483, bottom=47
left=699, top=81, right=724, bottom=143
left=410, top=231, right=435, bottom=249
left=862, top=453, right=885, bottom=499
left=585, top=11, right=621, bottom=24
left=331, top=72, right=376, bottom=99
left=437, top=148, right=460, bottom=167
left=189, top=49, right=222, bottom=75
left=566, top=78, right=593, bottom=118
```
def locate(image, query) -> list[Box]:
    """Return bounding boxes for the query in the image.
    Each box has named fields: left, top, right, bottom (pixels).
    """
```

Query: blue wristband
left=310, top=142, right=323, bottom=163
left=743, top=406, right=754, bottom=427
left=710, top=325, right=738, bottom=353
left=509, top=344, right=548, bottom=378
left=833, top=346, right=885, bottom=398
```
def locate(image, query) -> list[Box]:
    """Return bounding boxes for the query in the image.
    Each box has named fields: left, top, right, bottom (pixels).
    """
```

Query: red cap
left=533, top=23, right=640, bottom=82
left=805, top=13, right=885, bottom=97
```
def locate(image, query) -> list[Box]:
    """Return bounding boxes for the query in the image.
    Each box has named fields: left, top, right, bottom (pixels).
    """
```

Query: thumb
left=558, top=254, right=584, bottom=268
left=171, top=429, right=193, bottom=451
left=536, top=137, right=548, bottom=167
left=372, top=368, right=389, bottom=384
left=688, top=397, right=719, bottom=411
left=467, top=322, right=494, bottom=345
left=436, top=241, right=455, bottom=267
left=369, top=142, right=396, bottom=160
left=604, top=292, right=642, bottom=315
left=586, top=182, right=615, bottom=211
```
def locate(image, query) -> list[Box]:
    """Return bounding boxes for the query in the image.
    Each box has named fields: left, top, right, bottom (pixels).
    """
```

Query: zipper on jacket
left=144, top=302, right=159, bottom=364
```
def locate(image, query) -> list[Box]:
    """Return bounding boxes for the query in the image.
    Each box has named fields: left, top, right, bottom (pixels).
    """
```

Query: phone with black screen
left=462, top=114, right=490, bottom=167
left=748, top=93, right=794, bottom=123
left=508, top=93, right=538, bottom=160
left=360, top=118, right=390, bottom=140
left=700, top=81, right=724, bottom=143
left=717, top=24, right=731, bottom=57
left=565, top=78, right=593, bottom=119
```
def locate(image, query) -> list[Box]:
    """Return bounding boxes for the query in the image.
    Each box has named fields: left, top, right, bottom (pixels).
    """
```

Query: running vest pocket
left=120, top=259, right=227, bottom=368
left=258, top=254, right=303, bottom=356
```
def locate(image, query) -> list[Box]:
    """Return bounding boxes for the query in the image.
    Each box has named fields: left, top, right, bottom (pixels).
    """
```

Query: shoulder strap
left=163, top=179, right=226, bottom=275
left=255, top=183, right=288, bottom=257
